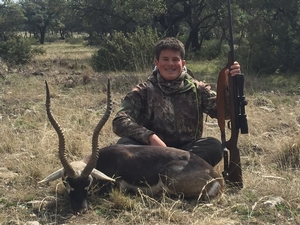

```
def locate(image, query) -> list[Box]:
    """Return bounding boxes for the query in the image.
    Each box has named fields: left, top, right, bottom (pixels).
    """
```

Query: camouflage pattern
left=112, top=70, right=230, bottom=147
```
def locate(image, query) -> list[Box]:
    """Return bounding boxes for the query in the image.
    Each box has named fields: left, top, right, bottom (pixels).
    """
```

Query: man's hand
left=148, top=134, right=167, bottom=147
left=226, top=61, right=241, bottom=77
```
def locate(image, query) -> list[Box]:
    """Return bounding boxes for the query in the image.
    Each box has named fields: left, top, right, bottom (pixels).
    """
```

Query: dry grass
left=0, top=42, right=300, bottom=224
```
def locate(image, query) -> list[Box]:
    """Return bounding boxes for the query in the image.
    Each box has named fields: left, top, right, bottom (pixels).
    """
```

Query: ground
left=0, top=42, right=300, bottom=224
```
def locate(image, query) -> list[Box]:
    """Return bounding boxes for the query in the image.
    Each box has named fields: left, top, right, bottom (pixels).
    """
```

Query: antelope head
left=39, top=79, right=115, bottom=213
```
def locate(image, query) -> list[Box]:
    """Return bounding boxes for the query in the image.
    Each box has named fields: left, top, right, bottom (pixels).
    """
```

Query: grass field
left=0, top=42, right=300, bottom=224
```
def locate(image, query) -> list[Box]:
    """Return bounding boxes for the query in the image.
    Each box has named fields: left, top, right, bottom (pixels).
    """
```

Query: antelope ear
left=91, top=169, right=115, bottom=182
left=38, top=168, right=65, bottom=183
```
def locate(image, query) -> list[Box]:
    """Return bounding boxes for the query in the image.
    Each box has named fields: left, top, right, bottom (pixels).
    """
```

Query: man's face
left=154, top=49, right=186, bottom=81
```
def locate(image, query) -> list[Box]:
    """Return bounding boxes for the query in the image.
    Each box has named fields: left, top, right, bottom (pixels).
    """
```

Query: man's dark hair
left=155, top=37, right=185, bottom=60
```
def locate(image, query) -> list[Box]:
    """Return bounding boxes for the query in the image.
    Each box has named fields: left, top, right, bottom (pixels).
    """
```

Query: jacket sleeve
left=198, top=81, right=231, bottom=119
left=112, top=83, right=155, bottom=144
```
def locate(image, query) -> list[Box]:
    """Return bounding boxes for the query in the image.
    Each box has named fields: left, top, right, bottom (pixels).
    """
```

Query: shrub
left=91, top=27, right=160, bottom=72
left=65, top=36, right=85, bottom=44
left=0, top=36, right=33, bottom=65
left=186, top=39, right=228, bottom=61
left=44, top=34, right=59, bottom=43
left=200, top=39, right=228, bottom=60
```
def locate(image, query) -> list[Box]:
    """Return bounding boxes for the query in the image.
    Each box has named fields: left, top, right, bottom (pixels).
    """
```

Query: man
left=112, top=37, right=241, bottom=167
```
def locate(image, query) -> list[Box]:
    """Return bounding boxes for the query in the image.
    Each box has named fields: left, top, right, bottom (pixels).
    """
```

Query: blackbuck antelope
left=40, top=79, right=224, bottom=214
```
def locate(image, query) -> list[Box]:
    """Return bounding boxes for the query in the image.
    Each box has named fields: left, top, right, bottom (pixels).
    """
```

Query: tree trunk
left=39, top=27, right=46, bottom=44
left=188, top=29, right=200, bottom=52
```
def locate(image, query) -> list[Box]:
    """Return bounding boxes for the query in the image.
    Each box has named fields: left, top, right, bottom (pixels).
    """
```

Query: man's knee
left=205, top=137, right=223, bottom=163
left=116, top=137, right=144, bottom=145
left=189, top=137, right=223, bottom=166
left=207, top=137, right=222, bottom=152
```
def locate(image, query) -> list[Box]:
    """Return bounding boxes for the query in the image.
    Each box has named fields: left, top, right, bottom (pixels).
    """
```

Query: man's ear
left=154, top=59, right=159, bottom=66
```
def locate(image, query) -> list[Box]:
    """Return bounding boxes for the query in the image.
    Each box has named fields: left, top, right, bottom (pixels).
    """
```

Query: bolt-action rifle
left=216, top=0, right=248, bottom=189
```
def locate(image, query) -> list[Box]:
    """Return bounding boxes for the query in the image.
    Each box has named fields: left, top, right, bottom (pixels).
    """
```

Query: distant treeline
left=0, top=0, right=300, bottom=73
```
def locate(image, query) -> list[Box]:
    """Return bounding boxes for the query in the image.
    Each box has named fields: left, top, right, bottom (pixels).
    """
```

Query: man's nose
left=166, top=60, right=174, bottom=65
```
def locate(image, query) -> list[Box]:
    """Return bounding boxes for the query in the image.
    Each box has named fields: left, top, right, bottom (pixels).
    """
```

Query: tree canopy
left=0, top=0, right=300, bottom=73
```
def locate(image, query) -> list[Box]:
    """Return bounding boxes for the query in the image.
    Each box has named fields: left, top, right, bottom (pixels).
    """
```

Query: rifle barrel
left=227, top=0, right=235, bottom=64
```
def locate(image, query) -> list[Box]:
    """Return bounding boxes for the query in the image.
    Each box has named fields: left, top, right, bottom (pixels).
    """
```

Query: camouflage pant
left=116, top=137, right=222, bottom=167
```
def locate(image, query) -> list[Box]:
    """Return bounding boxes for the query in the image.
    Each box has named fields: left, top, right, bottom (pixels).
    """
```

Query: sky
left=1, top=1, right=18, bottom=3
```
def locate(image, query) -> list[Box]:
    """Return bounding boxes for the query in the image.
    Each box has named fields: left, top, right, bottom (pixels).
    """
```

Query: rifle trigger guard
left=227, top=120, right=231, bottom=130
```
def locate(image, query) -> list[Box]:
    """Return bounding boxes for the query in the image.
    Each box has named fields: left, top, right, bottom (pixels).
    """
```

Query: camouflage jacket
left=112, top=70, right=229, bottom=147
